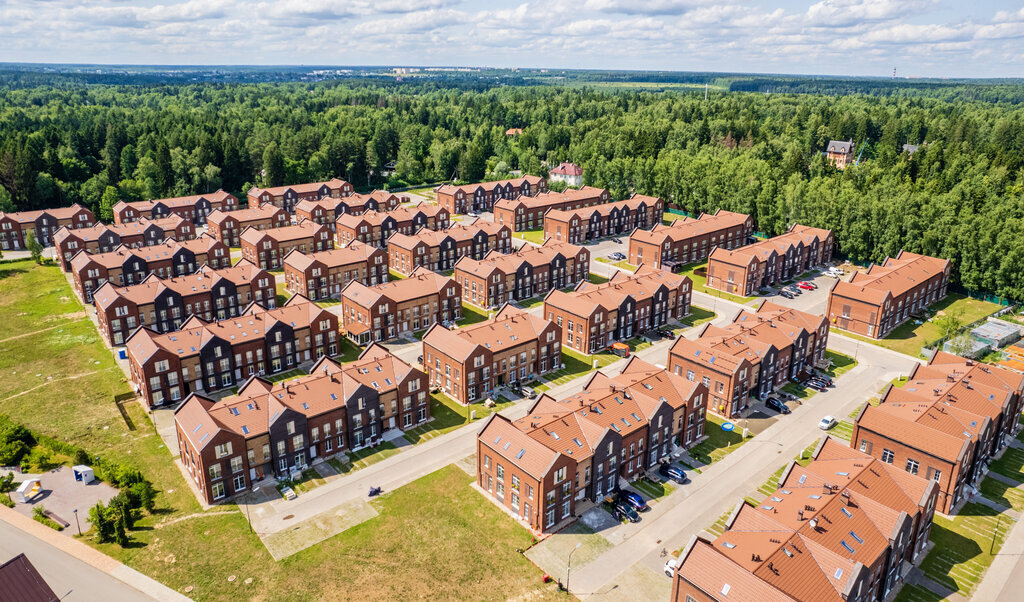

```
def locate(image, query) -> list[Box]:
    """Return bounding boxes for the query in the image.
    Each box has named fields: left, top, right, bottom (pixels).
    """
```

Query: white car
left=818, top=415, right=837, bottom=430
left=664, top=557, right=678, bottom=577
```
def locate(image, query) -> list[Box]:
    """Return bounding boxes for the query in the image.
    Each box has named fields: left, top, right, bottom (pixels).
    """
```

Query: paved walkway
left=0, top=507, right=189, bottom=601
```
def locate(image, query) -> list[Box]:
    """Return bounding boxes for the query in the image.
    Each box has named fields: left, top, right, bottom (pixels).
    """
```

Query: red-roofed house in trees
left=112, top=190, right=237, bottom=225
left=476, top=356, right=706, bottom=533
left=247, top=178, right=353, bottom=213
left=826, top=250, right=950, bottom=338
left=826, top=139, right=856, bottom=169
left=548, top=161, right=584, bottom=187
left=126, top=296, right=339, bottom=408
left=173, top=344, right=427, bottom=504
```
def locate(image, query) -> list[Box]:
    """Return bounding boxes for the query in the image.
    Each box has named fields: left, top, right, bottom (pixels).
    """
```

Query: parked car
left=620, top=490, right=649, bottom=512
left=417, top=355, right=423, bottom=365
left=658, top=463, right=689, bottom=484
left=612, top=237, right=623, bottom=244
left=804, top=380, right=828, bottom=392
left=766, top=397, right=791, bottom=414
left=657, top=329, right=676, bottom=339
left=799, top=280, right=818, bottom=289
left=524, top=388, right=538, bottom=399
left=813, top=373, right=834, bottom=387
left=797, top=281, right=815, bottom=290
left=818, top=415, right=837, bottom=430
left=785, top=285, right=802, bottom=295
left=615, top=502, right=641, bottom=523
left=664, top=557, right=679, bottom=577
left=779, top=290, right=795, bottom=300
left=609, top=252, right=626, bottom=260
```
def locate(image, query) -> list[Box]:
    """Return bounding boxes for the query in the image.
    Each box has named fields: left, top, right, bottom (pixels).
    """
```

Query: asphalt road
left=0, top=520, right=155, bottom=601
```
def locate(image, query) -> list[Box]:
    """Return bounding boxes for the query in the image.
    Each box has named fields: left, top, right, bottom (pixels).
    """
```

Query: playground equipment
left=15, top=478, right=42, bottom=503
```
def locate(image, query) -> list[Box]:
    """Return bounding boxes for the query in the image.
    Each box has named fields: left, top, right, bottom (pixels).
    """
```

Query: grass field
left=838, top=293, right=1000, bottom=358
left=679, top=306, right=716, bottom=328
left=919, top=502, right=1011, bottom=596
left=533, top=347, right=620, bottom=392
left=402, top=393, right=514, bottom=444
left=0, top=260, right=562, bottom=601
left=893, top=584, right=945, bottom=602
left=458, top=303, right=493, bottom=326
left=513, top=229, right=545, bottom=245
left=688, top=414, right=751, bottom=465
left=588, top=272, right=609, bottom=285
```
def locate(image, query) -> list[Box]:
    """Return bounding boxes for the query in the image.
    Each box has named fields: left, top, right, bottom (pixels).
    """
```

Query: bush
left=24, top=447, right=58, bottom=472
left=32, top=505, right=63, bottom=532
left=90, top=501, right=115, bottom=543
left=0, top=421, right=34, bottom=465
left=0, top=472, right=14, bottom=493
left=0, top=494, right=13, bottom=508
left=73, top=449, right=90, bottom=466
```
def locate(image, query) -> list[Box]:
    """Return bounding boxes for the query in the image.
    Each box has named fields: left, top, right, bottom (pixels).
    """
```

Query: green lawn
left=388, top=268, right=407, bottom=280
left=513, top=229, right=545, bottom=245
left=533, top=347, right=620, bottom=392
left=838, top=293, right=1000, bottom=358
left=631, top=476, right=673, bottom=500
left=0, top=261, right=561, bottom=601
left=674, top=261, right=755, bottom=304
left=614, top=260, right=637, bottom=272
left=892, top=584, right=946, bottom=602
left=679, top=306, right=716, bottom=328
left=588, top=273, right=609, bottom=285
left=688, top=414, right=751, bottom=465
left=275, top=281, right=290, bottom=306
left=516, top=296, right=547, bottom=309
left=402, top=393, right=515, bottom=444
left=824, top=350, right=857, bottom=377
left=265, top=368, right=306, bottom=383
left=919, top=502, right=1011, bottom=596
left=989, top=447, right=1024, bottom=483
left=458, top=302, right=493, bottom=326
left=332, top=338, right=363, bottom=363
left=830, top=420, right=854, bottom=441
left=344, top=442, right=402, bottom=472
left=705, top=506, right=736, bottom=538
left=978, top=476, right=1024, bottom=512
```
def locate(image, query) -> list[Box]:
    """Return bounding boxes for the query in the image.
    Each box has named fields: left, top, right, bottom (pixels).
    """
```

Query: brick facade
left=706, top=224, right=833, bottom=295
left=543, top=194, right=664, bottom=244
left=436, top=176, right=546, bottom=215
left=493, top=186, right=610, bottom=232
left=340, top=266, right=461, bottom=344
left=240, top=220, right=333, bottom=270
left=53, top=216, right=194, bottom=271
left=453, top=240, right=589, bottom=309
left=247, top=178, right=353, bottom=213
left=113, top=190, right=237, bottom=225
left=282, top=242, right=389, bottom=301
left=207, top=204, right=290, bottom=247
left=0, top=204, right=95, bottom=248
left=628, top=209, right=753, bottom=270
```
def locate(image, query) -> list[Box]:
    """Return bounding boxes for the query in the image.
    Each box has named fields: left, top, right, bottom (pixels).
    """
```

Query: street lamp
left=244, top=486, right=260, bottom=533
left=565, top=541, right=583, bottom=593
left=72, top=508, right=81, bottom=536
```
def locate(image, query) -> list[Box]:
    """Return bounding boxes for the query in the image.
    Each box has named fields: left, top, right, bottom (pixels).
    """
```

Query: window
left=905, top=458, right=920, bottom=475
left=214, top=442, right=232, bottom=459
left=496, top=464, right=504, bottom=480
left=208, top=463, right=222, bottom=481
left=484, top=455, right=491, bottom=469
left=212, top=481, right=225, bottom=500
left=859, top=440, right=872, bottom=454
left=555, top=467, right=566, bottom=483
left=927, top=467, right=942, bottom=482
left=232, top=474, right=245, bottom=492
left=881, top=448, right=894, bottom=464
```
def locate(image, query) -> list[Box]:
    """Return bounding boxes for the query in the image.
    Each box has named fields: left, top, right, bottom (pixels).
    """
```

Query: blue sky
left=2, top=0, right=1023, bottom=78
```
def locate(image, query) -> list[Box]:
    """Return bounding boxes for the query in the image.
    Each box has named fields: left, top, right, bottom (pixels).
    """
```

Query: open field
left=918, top=502, right=1011, bottom=596
left=533, top=347, right=620, bottom=392
left=0, top=260, right=562, bottom=601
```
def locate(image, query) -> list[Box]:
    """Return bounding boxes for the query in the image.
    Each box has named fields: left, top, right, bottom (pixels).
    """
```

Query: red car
left=797, top=281, right=815, bottom=290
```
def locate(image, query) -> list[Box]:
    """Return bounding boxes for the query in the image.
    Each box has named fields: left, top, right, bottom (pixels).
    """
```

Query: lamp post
left=72, top=508, right=81, bottom=536
left=565, top=541, right=583, bottom=593
left=244, top=486, right=260, bottom=533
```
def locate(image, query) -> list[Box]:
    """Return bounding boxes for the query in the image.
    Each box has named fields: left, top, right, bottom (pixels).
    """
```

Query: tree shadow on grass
left=0, top=267, right=28, bottom=280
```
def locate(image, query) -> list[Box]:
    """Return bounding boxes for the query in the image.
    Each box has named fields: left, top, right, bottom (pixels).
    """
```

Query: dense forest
left=1, top=77, right=1023, bottom=300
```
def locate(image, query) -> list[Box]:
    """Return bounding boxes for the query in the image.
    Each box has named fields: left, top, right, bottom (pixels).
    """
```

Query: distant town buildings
left=335, top=205, right=450, bottom=249
left=207, top=204, right=290, bottom=247
left=53, top=215, right=194, bottom=271
left=283, top=242, right=388, bottom=301
left=294, top=190, right=403, bottom=228
left=826, top=250, right=950, bottom=339
left=240, top=221, right=334, bottom=270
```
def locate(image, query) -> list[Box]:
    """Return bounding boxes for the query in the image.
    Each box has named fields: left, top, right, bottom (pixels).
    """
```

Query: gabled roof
left=240, top=221, right=323, bottom=245
left=493, top=186, right=607, bottom=212
left=436, top=175, right=544, bottom=197
left=0, top=203, right=91, bottom=224
left=478, top=414, right=564, bottom=481
left=834, top=251, right=949, bottom=304
left=342, top=266, right=454, bottom=308
left=0, top=552, right=59, bottom=602
left=284, top=241, right=381, bottom=272
left=248, top=178, right=350, bottom=198
left=423, top=305, right=553, bottom=362
left=546, top=267, right=688, bottom=318
left=114, top=190, right=234, bottom=212
left=207, top=203, right=285, bottom=227
left=630, top=209, right=750, bottom=247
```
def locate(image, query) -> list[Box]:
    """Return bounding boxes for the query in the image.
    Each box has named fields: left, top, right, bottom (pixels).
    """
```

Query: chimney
left=842, top=490, right=852, bottom=506
left=798, top=509, right=804, bottom=521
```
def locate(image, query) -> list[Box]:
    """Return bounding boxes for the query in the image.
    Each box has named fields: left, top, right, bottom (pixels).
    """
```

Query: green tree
left=99, top=186, right=119, bottom=222
left=262, top=143, right=284, bottom=187
left=26, top=231, right=43, bottom=264
left=89, top=501, right=114, bottom=543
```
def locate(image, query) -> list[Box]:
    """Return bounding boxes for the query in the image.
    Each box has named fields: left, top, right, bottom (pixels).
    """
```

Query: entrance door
left=389, top=417, right=396, bottom=429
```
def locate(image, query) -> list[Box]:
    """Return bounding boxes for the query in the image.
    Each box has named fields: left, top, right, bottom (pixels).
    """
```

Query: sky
left=2, top=0, right=1024, bottom=78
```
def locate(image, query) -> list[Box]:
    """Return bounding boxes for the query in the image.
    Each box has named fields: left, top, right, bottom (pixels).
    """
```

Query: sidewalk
left=0, top=506, right=189, bottom=601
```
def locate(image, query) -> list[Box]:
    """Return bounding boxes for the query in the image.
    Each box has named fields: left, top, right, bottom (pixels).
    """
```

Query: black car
left=780, top=290, right=795, bottom=299
left=766, top=397, right=791, bottom=414
left=417, top=355, right=423, bottom=365
left=813, top=374, right=835, bottom=387
left=620, top=490, right=649, bottom=512
left=615, top=502, right=641, bottom=523
left=657, top=329, right=676, bottom=339
left=803, top=380, right=828, bottom=392
left=658, top=464, right=689, bottom=484
left=612, top=238, right=623, bottom=244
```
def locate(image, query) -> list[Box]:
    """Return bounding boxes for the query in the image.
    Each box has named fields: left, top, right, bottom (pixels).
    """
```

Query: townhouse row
left=127, top=296, right=339, bottom=408
left=494, top=186, right=611, bottom=232
left=387, top=220, right=513, bottom=276
left=295, top=190, right=404, bottom=229
left=340, top=266, right=461, bottom=344
left=476, top=356, right=708, bottom=533
left=436, top=175, right=546, bottom=214
left=454, top=240, right=589, bottom=309
left=827, top=251, right=950, bottom=339
left=247, top=178, right=354, bottom=213
left=283, top=242, right=389, bottom=301
left=668, top=301, right=830, bottom=417
left=852, top=350, right=1024, bottom=514
left=706, top=224, right=834, bottom=296
left=542, top=194, right=664, bottom=245
left=422, top=305, right=561, bottom=405
left=0, top=203, right=96, bottom=248
left=207, top=203, right=290, bottom=247
left=70, top=234, right=231, bottom=303
left=54, top=215, right=195, bottom=271
left=174, top=345, right=428, bottom=504
left=113, top=190, right=237, bottom=225
left=672, top=437, right=940, bottom=602
left=544, top=266, right=692, bottom=354
left=336, top=204, right=450, bottom=248
left=627, top=209, right=753, bottom=270
left=91, top=260, right=276, bottom=346
left=240, top=220, right=334, bottom=270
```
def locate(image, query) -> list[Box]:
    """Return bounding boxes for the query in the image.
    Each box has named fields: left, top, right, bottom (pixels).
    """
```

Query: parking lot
left=752, top=267, right=849, bottom=315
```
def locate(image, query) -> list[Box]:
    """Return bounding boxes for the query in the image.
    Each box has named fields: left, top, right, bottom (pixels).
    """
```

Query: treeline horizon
left=1, top=79, right=1023, bottom=300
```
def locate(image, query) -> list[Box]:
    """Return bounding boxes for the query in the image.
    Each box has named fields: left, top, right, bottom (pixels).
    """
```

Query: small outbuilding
left=15, top=479, right=41, bottom=504
left=72, top=465, right=95, bottom=484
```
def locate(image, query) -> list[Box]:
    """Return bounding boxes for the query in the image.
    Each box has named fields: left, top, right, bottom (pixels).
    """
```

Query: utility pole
left=73, top=508, right=81, bottom=536
left=565, top=541, right=583, bottom=593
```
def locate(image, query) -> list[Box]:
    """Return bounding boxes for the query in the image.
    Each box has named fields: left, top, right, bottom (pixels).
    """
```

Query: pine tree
left=26, top=231, right=43, bottom=264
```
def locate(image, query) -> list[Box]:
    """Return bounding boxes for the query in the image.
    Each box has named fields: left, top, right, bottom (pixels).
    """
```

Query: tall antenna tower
left=892, top=67, right=896, bottom=80
left=704, top=82, right=708, bottom=101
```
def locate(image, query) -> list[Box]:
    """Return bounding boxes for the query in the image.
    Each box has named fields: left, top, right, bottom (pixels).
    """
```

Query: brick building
left=422, top=305, right=560, bottom=404
left=92, top=260, right=276, bottom=346
left=294, top=190, right=404, bottom=228
left=387, top=229, right=459, bottom=275
left=173, top=344, right=427, bottom=504
left=493, top=186, right=610, bottom=232
left=246, top=178, right=353, bottom=213
left=543, top=266, right=692, bottom=354
left=851, top=351, right=1024, bottom=513
left=826, top=139, right=856, bottom=169
left=671, top=437, right=939, bottom=602
left=70, top=234, right=230, bottom=303
left=340, top=266, right=461, bottom=344
left=443, top=220, right=513, bottom=260
left=53, top=216, right=194, bottom=271
left=335, top=204, right=450, bottom=248
left=282, top=242, right=389, bottom=300
left=827, top=251, right=950, bottom=339
left=0, top=203, right=95, bottom=248
left=476, top=356, right=707, bottom=533
left=543, top=194, right=664, bottom=244
left=627, top=209, right=753, bottom=270
left=706, top=223, right=834, bottom=296
left=453, top=240, right=590, bottom=309
left=112, top=190, right=237, bottom=225
left=436, top=175, right=546, bottom=215
left=668, top=301, right=829, bottom=417
left=126, top=296, right=339, bottom=408
left=239, top=220, right=333, bottom=270
left=207, top=204, right=290, bottom=247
